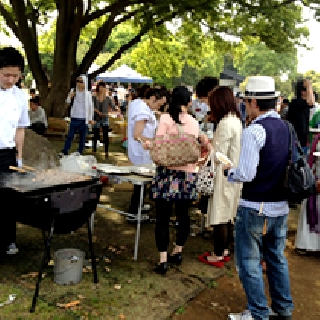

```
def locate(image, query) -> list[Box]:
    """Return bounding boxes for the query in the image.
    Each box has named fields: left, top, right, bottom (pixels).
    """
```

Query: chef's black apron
left=0, top=148, right=17, bottom=255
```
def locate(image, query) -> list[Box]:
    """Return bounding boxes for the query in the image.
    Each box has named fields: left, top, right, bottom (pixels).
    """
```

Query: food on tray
left=7, top=169, right=91, bottom=188
left=215, top=152, right=233, bottom=166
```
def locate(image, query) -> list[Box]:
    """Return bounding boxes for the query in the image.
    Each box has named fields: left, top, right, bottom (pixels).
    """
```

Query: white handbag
left=195, top=150, right=215, bottom=196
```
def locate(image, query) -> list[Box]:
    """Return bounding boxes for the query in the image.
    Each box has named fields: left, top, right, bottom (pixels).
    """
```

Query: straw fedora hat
left=242, top=76, right=278, bottom=99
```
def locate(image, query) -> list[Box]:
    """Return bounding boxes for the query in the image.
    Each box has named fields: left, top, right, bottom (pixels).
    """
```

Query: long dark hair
left=209, top=86, right=241, bottom=123
left=295, top=79, right=304, bottom=99
left=96, top=81, right=106, bottom=93
left=167, top=86, right=191, bottom=124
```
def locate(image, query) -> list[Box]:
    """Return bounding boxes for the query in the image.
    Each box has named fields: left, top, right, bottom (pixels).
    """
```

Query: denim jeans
left=62, top=118, right=87, bottom=155
left=234, top=206, right=294, bottom=320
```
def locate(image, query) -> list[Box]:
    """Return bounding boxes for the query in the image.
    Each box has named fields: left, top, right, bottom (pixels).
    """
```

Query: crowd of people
left=1, top=44, right=320, bottom=320
left=125, top=76, right=320, bottom=320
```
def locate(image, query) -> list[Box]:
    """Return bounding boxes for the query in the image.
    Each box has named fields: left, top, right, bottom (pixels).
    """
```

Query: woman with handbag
left=198, top=86, right=242, bottom=268
left=147, top=86, right=208, bottom=275
left=92, top=81, right=113, bottom=158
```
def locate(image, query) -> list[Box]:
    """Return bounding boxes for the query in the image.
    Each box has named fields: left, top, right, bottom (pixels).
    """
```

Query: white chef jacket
left=0, top=86, right=30, bottom=149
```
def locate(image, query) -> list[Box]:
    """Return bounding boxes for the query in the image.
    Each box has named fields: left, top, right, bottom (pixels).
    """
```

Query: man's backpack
left=284, top=121, right=316, bottom=203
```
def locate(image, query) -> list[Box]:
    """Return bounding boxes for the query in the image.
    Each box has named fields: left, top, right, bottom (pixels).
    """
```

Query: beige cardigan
left=206, top=114, right=243, bottom=226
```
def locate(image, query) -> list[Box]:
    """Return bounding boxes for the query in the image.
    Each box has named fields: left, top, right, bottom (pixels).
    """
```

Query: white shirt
left=128, top=99, right=157, bottom=165
left=0, top=86, right=30, bottom=149
left=71, top=91, right=86, bottom=119
left=66, top=75, right=93, bottom=124
left=66, top=90, right=93, bottom=124
left=191, top=99, right=209, bottom=122
left=28, top=106, right=48, bottom=127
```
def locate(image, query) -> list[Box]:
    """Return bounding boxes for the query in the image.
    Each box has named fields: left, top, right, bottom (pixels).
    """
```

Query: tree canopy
left=0, top=0, right=316, bottom=116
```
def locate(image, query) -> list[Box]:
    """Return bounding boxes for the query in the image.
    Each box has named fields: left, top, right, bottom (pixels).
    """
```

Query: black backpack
left=284, top=121, right=316, bottom=203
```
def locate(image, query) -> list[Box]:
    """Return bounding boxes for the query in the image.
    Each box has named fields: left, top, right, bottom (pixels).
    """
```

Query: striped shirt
left=228, top=110, right=289, bottom=217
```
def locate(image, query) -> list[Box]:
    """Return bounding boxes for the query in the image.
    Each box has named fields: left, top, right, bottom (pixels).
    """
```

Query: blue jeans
left=234, top=206, right=294, bottom=320
left=62, top=118, right=87, bottom=155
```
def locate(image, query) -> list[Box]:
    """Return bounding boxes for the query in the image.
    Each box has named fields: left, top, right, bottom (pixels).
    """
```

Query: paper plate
left=215, top=152, right=233, bottom=166
left=95, top=164, right=131, bottom=174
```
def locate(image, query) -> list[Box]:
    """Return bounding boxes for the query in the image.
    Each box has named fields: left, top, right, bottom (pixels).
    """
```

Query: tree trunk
left=42, top=1, right=83, bottom=117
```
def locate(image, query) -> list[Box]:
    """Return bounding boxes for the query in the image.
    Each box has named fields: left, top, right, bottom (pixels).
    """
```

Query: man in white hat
left=224, top=76, right=293, bottom=320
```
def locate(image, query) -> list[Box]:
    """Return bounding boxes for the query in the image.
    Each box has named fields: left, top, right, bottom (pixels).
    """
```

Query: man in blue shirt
left=226, top=76, right=293, bottom=320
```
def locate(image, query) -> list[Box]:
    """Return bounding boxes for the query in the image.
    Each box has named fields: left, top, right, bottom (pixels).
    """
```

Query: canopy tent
left=88, top=63, right=100, bottom=74
left=96, top=64, right=153, bottom=84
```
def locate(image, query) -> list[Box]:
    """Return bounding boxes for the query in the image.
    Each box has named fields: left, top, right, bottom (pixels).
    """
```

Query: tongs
left=9, top=165, right=36, bottom=173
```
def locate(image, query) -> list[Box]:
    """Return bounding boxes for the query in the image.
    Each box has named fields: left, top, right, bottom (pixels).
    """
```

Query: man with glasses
left=61, top=75, right=93, bottom=156
left=0, top=47, right=30, bottom=257
left=287, top=79, right=315, bottom=156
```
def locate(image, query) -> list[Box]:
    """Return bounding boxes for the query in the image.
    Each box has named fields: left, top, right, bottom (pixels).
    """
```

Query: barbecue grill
left=1, top=169, right=103, bottom=313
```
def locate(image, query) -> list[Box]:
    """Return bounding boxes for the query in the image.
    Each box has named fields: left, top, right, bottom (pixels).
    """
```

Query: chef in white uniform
left=0, top=47, right=30, bottom=257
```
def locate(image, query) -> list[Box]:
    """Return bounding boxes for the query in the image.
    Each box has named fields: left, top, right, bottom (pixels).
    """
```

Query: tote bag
left=150, top=124, right=200, bottom=167
left=195, top=150, right=215, bottom=196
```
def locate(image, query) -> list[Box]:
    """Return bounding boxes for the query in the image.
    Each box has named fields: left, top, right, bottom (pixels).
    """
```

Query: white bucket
left=53, top=248, right=85, bottom=285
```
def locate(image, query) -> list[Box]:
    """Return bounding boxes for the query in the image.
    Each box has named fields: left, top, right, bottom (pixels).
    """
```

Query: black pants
left=0, top=148, right=17, bottom=255
left=30, top=122, right=46, bottom=136
left=213, top=221, right=233, bottom=256
left=92, top=125, right=109, bottom=154
left=198, top=195, right=209, bottom=214
left=155, top=199, right=190, bottom=252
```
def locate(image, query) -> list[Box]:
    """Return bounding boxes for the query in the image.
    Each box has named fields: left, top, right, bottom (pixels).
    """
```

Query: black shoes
left=153, top=262, right=168, bottom=275
left=154, top=253, right=182, bottom=275
left=167, top=253, right=182, bottom=266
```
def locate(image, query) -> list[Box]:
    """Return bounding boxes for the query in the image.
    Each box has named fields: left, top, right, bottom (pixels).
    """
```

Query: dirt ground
left=171, top=228, right=320, bottom=320
left=10, top=136, right=320, bottom=319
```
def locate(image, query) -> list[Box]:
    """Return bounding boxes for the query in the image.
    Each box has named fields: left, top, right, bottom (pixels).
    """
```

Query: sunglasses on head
left=76, top=79, right=83, bottom=83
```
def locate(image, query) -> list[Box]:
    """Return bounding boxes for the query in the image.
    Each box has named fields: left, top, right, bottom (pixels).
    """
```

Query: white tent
left=96, top=64, right=152, bottom=83
left=88, top=63, right=100, bottom=74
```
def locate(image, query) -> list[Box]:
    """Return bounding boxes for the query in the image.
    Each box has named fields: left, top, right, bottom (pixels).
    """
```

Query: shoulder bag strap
left=284, top=121, right=293, bottom=165
left=285, top=120, right=304, bottom=160
left=203, top=149, right=213, bottom=167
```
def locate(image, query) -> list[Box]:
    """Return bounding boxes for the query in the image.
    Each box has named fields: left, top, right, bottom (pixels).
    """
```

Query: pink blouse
left=155, top=113, right=199, bottom=173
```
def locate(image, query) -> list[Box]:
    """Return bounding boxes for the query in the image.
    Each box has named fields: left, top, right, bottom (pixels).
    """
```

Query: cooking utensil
left=9, top=166, right=26, bottom=173
left=22, top=165, right=36, bottom=171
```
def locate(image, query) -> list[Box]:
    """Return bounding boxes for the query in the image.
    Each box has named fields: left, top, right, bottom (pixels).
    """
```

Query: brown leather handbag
left=150, top=124, right=200, bottom=167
